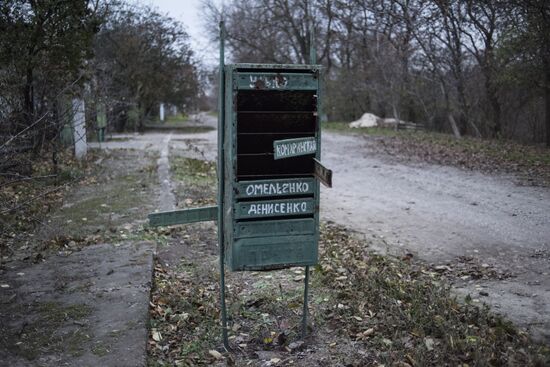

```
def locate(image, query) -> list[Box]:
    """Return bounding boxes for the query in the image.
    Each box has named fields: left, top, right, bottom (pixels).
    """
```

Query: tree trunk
left=456, top=82, right=469, bottom=135
left=487, top=76, right=502, bottom=137
left=23, top=67, right=34, bottom=126
left=467, top=116, right=482, bottom=138
left=448, top=113, right=461, bottom=139
left=440, top=79, right=461, bottom=139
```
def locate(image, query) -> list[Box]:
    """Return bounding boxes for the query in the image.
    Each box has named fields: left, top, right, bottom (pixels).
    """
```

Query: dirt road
left=320, top=132, right=550, bottom=342
left=4, top=116, right=546, bottom=366
left=98, top=116, right=550, bottom=342
left=174, top=117, right=549, bottom=341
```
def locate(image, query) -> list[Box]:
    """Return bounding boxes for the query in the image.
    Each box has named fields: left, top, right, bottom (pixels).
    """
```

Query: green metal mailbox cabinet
left=148, top=24, right=331, bottom=344
left=222, top=64, right=322, bottom=271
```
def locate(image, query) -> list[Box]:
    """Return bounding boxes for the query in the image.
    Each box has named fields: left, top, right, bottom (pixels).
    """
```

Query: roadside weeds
left=323, top=123, right=550, bottom=187
left=2, top=140, right=547, bottom=366
left=146, top=155, right=550, bottom=366
left=1, top=149, right=102, bottom=261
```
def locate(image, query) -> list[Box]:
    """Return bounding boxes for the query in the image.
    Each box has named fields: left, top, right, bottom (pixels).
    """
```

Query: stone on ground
left=380, top=117, right=406, bottom=127
left=349, top=113, right=381, bottom=128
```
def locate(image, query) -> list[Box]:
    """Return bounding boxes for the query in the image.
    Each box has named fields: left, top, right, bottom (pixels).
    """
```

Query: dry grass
left=317, top=223, right=550, bottom=366
left=146, top=151, right=550, bottom=366
left=323, top=122, right=550, bottom=186
left=146, top=221, right=550, bottom=366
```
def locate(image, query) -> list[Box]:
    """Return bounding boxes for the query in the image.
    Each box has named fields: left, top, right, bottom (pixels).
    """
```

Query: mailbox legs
left=218, top=20, right=231, bottom=352
left=220, top=259, right=230, bottom=351
left=220, top=264, right=311, bottom=350
left=301, top=265, right=310, bottom=339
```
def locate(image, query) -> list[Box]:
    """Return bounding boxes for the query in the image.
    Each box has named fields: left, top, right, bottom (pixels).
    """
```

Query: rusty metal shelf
left=237, top=132, right=313, bottom=135
left=237, top=110, right=316, bottom=114
left=237, top=173, right=313, bottom=179
left=237, top=153, right=274, bottom=156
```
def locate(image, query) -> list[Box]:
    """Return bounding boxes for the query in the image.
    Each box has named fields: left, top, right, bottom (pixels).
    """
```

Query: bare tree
left=462, top=0, right=504, bottom=137
left=93, top=3, right=200, bottom=131
left=201, top=0, right=549, bottom=144
left=502, top=0, right=550, bottom=146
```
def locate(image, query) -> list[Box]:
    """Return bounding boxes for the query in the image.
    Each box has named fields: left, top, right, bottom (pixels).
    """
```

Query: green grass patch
left=1, top=150, right=104, bottom=257
left=91, top=341, right=110, bottom=356
left=37, top=301, right=93, bottom=323
left=322, top=121, right=357, bottom=132
left=3, top=151, right=160, bottom=254
left=163, top=113, right=189, bottom=125
left=323, top=121, right=422, bottom=137
left=52, top=169, right=156, bottom=238
left=147, top=114, right=214, bottom=133
left=170, top=157, right=217, bottom=207
left=10, top=301, right=93, bottom=360
left=171, top=157, right=216, bottom=185
left=107, top=137, right=132, bottom=142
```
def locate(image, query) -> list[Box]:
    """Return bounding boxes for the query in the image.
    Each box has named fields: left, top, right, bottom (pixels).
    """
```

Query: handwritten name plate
left=236, top=178, right=315, bottom=198
left=236, top=73, right=318, bottom=90
left=236, top=198, right=314, bottom=219
left=273, top=137, right=317, bottom=160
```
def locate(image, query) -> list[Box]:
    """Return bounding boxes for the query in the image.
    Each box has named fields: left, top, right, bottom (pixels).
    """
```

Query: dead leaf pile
left=429, top=256, right=514, bottom=282
left=0, top=149, right=103, bottom=260
left=364, top=130, right=550, bottom=187
left=316, top=222, right=550, bottom=366
left=147, top=153, right=549, bottom=366
left=148, top=261, right=222, bottom=366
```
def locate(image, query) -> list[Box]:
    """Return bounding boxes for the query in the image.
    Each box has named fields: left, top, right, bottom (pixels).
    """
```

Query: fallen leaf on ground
left=209, top=350, right=223, bottom=359
left=152, top=330, right=162, bottom=342
left=424, top=337, right=435, bottom=351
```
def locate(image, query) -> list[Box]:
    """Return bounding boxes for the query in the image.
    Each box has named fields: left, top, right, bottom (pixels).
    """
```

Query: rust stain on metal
left=254, top=78, right=266, bottom=89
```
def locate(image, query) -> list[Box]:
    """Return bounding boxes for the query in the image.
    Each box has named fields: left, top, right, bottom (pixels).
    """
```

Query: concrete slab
left=0, top=241, right=156, bottom=367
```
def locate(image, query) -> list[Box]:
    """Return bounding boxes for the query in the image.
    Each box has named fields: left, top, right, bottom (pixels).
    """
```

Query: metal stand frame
left=217, top=21, right=315, bottom=351
left=301, top=265, right=310, bottom=338
left=218, top=21, right=231, bottom=351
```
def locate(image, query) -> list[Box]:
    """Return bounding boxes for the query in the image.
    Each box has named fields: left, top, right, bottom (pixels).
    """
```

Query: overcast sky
left=137, top=0, right=219, bottom=66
